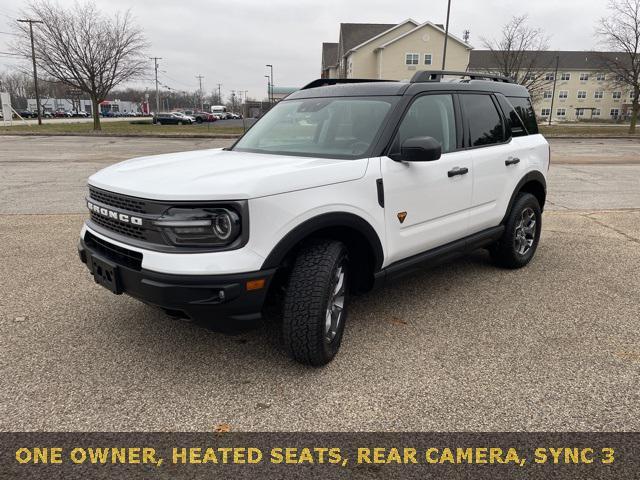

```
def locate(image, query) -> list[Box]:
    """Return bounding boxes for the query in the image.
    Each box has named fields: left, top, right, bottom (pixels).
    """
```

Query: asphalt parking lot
left=1, top=136, right=639, bottom=431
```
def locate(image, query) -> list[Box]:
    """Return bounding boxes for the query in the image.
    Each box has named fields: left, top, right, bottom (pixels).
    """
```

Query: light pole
left=548, top=55, right=560, bottom=126
left=149, top=57, right=162, bottom=114
left=195, top=75, right=204, bottom=111
left=441, top=0, right=452, bottom=70
left=264, top=75, right=271, bottom=104
left=17, top=18, right=44, bottom=125
left=266, top=64, right=273, bottom=103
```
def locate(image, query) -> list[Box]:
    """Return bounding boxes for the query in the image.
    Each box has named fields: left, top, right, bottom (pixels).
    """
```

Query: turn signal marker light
left=246, top=279, right=266, bottom=291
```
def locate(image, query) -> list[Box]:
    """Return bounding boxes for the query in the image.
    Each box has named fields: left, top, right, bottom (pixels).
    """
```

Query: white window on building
left=610, top=108, right=620, bottom=117
left=596, top=73, right=606, bottom=81
left=541, top=108, right=551, bottom=116
left=612, top=91, right=622, bottom=99
left=577, top=90, right=587, bottom=99
left=559, top=90, right=568, bottom=99
left=579, top=73, right=589, bottom=81
left=543, top=91, right=552, bottom=99
left=557, top=108, right=566, bottom=116
left=593, top=108, right=601, bottom=116
left=576, top=109, right=585, bottom=117
left=594, top=91, right=603, bottom=99
left=524, top=73, right=535, bottom=81
left=560, top=73, right=571, bottom=81
left=424, top=53, right=432, bottom=65
left=405, top=53, right=419, bottom=65
left=545, top=72, right=555, bottom=81
left=616, top=74, right=624, bottom=81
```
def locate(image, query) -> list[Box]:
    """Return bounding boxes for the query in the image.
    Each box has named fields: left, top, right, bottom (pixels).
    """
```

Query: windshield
left=232, top=96, right=397, bottom=159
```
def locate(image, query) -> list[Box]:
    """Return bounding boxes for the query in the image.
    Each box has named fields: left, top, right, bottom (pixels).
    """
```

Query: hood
left=88, top=148, right=369, bottom=201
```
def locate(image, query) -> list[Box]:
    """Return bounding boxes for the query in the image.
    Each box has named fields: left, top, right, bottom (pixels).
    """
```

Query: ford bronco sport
left=79, top=71, right=549, bottom=366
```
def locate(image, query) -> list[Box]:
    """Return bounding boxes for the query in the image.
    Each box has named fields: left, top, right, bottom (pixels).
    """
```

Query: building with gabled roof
left=321, top=19, right=473, bottom=80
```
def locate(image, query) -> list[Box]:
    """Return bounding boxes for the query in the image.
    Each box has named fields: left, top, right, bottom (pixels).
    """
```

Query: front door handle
left=448, top=167, right=469, bottom=177
left=505, top=157, right=520, bottom=166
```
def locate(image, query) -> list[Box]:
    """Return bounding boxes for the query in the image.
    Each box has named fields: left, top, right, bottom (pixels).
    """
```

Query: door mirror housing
left=395, top=136, right=442, bottom=162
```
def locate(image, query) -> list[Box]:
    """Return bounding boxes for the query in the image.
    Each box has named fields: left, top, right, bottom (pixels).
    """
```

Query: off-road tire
left=491, top=193, right=542, bottom=269
left=282, top=240, right=348, bottom=366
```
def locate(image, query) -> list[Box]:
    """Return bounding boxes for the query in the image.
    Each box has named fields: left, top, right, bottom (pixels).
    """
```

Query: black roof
left=288, top=75, right=530, bottom=100
left=339, top=23, right=397, bottom=53
left=469, top=50, right=631, bottom=70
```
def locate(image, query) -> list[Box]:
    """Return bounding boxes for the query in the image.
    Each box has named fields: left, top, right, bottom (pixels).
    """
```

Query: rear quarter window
left=496, top=95, right=528, bottom=137
left=507, top=96, right=539, bottom=134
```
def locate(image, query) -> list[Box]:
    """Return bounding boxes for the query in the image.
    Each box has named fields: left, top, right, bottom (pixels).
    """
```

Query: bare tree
left=13, top=0, right=147, bottom=130
left=597, top=0, right=640, bottom=133
left=481, top=15, right=552, bottom=100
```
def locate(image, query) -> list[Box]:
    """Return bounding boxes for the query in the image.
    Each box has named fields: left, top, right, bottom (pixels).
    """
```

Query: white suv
left=79, top=71, right=549, bottom=366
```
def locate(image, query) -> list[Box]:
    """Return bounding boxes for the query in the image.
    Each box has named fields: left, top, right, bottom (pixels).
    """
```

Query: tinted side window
left=496, top=94, right=528, bottom=137
left=394, top=94, right=457, bottom=154
left=507, top=96, right=539, bottom=134
left=460, top=94, right=504, bottom=147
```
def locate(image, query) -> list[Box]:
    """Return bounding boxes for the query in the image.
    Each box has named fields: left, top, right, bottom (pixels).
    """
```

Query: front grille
left=89, top=187, right=147, bottom=213
left=90, top=211, right=147, bottom=240
left=84, top=231, right=143, bottom=270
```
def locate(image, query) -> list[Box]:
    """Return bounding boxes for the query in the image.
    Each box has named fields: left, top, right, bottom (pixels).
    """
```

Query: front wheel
left=490, top=193, right=542, bottom=268
left=282, top=240, right=349, bottom=366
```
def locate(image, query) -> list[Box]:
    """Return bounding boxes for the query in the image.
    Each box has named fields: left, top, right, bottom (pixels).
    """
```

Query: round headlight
left=213, top=213, right=233, bottom=240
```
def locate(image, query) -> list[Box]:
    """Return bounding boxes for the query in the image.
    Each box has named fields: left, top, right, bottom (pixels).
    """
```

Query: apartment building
left=321, top=21, right=632, bottom=122
left=469, top=51, right=634, bottom=122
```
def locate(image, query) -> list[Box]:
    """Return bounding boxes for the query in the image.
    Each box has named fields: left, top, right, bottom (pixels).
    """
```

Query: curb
left=0, top=132, right=241, bottom=139
left=544, top=135, right=640, bottom=139
left=1, top=132, right=638, bottom=141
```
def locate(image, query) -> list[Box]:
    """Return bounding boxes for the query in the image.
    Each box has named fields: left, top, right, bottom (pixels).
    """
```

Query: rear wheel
left=490, top=193, right=542, bottom=268
left=282, top=240, right=348, bottom=366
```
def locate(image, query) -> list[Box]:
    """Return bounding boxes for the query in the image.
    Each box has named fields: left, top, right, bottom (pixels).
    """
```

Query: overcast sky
left=0, top=0, right=609, bottom=100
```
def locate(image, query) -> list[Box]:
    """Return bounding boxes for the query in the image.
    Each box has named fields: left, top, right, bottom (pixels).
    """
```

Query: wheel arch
left=261, top=212, right=384, bottom=293
left=502, top=171, right=547, bottom=224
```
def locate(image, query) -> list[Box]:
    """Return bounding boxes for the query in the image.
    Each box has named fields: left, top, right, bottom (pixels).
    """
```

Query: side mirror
left=397, top=136, right=442, bottom=162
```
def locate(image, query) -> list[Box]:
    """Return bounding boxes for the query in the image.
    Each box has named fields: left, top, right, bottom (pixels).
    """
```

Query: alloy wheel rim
left=514, top=207, right=536, bottom=255
left=325, top=263, right=346, bottom=343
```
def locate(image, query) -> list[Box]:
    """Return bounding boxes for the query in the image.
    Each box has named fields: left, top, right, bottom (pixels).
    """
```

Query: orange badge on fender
left=397, top=212, right=407, bottom=223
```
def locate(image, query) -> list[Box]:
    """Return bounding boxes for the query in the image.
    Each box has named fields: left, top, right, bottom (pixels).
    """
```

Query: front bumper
left=78, top=233, right=276, bottom=323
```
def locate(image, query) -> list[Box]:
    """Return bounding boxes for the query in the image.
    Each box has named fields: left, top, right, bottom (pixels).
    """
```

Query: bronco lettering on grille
left=87, top=201, right=143, bottom=225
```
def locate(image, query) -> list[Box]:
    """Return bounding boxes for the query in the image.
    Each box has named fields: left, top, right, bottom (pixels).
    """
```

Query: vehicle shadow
left=116, top=247, right=501, bottom=371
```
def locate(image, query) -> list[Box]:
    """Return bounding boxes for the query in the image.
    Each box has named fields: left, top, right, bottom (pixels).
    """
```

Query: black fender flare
left=501, top=171, right=547, bottom=224
left=261, top=212, right=384, bottom=271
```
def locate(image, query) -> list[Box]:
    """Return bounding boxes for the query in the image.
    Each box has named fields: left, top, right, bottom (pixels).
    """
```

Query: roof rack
left=301, top=78, right=395, bottom=90
left=410, top=70, right=514, bottom=83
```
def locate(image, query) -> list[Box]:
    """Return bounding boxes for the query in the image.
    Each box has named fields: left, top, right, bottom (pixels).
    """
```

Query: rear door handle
left=505, top=157, right=520, bottom=166
left=448, top=167, right=469, bottom=177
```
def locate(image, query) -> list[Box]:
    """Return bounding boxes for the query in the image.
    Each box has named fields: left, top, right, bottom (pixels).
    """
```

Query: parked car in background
left=71, top=110, right=89, bottom=118
left=16, top=110, right=37, bottom=118
left=54, top=110, right=73, bottom=118
left=153, top=112, right=193, bottom=125
left=183, top=110, right=217, bottom=123
left=229, top=112, right=242, bottom=119
left=173, top=112, right=196, bottom=123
